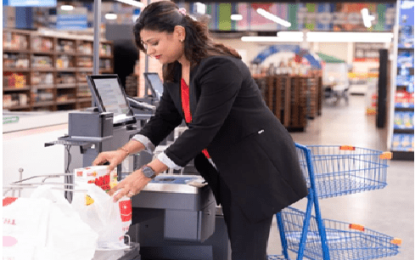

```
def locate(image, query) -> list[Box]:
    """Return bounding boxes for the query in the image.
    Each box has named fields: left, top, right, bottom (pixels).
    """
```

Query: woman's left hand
left=109, top=170, right=152, bottom=202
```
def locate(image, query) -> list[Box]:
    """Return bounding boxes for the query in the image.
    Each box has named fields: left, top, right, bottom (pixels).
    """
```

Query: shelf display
left=3, top=72, right=27, bottom=88
left=32, top=36, right=54, bottom=52
left=3, top=53, right=29, bottom=68
left=389, top=0, right=414, bottom=160
left=2, top=29, right=113, bottom=111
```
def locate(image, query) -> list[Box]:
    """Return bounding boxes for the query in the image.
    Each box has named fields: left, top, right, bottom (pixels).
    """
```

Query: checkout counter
left=49, top=74, right=231, bottom=260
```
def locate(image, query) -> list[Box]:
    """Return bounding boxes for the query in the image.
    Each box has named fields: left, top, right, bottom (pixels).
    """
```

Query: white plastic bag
left=72, top=183, right=131, bottom=250
left=3, top=185, right=98, bottom=260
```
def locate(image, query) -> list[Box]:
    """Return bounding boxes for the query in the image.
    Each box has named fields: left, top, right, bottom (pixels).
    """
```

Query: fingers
left=92, top=154, right=107, bottom=166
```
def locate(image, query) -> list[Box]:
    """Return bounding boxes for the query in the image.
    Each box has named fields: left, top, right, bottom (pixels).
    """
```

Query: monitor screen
left=144, top=73, right=164, bottom=101
left=87, top=75, right=135, bottom=125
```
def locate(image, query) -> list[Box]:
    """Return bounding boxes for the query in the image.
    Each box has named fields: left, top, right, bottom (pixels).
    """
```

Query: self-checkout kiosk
left=47, top=74, right=231, bottom=260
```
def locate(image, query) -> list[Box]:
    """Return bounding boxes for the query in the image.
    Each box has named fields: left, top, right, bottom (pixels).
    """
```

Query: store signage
left=57, top=7, right=87, bottom=30
left=3, top=0, right=56, bottom=7
left=207, top=2, right=395, bottom=32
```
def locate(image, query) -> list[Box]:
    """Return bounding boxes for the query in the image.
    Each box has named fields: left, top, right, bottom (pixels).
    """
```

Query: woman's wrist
left=117, top=147, right=130, bottom=159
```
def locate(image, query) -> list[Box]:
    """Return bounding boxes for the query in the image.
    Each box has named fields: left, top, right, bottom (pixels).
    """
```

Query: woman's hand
left=92, top=150, right=128, bottom=172
left=109, top=170, right=152, bottom=202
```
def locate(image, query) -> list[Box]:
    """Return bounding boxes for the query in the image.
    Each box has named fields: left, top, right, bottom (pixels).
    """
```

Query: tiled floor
left=267, top=96, right=414, bottom=260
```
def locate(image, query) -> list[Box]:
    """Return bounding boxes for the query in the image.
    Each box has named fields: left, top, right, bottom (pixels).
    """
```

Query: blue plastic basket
left=296, top=145, right=391, bottom=199
left=279, top=207, right=401, bottom=260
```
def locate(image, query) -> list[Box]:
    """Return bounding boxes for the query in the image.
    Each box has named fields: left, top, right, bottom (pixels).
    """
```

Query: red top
left=181, top=78, right=211, bottom=159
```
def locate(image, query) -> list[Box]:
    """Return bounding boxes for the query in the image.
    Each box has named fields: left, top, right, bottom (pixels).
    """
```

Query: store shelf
left=394, top=129, right=414, bottom=134
left=32, top=101, right=55, bottom=107
left=3, top=87, right=31, bottom=92
left=2, top=29, right=113, bottom=112
left=32, top=67, right=55, bottom=72
left=57, top=100, right=77, bottom=105
left=56, top=51, right=77, bottom=56
left=398, top=47, right=414, bottom=51
left=391, top=150, right=414, bottom=161
left=56, top=68, right=77, bottom=72
left=56, top=83, right=77, bottom=89
left=395, top=107, right=414, bottom=112
left=3, top=48, right=30, bottom=53
left=32, top=50, right=55, bottom=55
left=4, top=105, right=31, bottom=110
left=33, top=84, right=54, bottom=90
left=3, top=67, right=30, bottom=72
left=78, top=67, right=93, bottom=72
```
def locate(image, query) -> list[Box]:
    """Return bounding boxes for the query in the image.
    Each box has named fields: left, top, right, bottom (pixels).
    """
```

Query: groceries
left=74, top=165, right=118, bottom=192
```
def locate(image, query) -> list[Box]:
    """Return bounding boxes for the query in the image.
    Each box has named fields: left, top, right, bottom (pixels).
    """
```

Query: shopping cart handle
left=380, top=152, right=393, bottom=160
left=391, top=238, right=402, bottom=246
left=339, top=145, right=355, bottom=151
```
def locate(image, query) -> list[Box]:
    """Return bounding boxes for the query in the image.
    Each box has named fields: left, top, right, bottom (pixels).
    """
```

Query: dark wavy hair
left=133, top=1, right=241, bottom=82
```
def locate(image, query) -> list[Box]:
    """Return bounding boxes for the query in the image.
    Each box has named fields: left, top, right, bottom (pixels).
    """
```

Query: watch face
left=142, top=166, right=155, bottom=178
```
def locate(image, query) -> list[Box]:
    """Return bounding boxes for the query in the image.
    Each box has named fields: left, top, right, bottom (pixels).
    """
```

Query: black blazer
left=139, top=56, right=308, bottom=222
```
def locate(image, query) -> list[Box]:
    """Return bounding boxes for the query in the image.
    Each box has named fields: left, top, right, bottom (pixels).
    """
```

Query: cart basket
left=279, top=207, right=401, bottom=260
left=296, top=145, right=391, bottom=199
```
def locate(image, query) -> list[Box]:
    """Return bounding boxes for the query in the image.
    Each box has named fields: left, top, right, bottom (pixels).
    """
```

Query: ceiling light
left=361, top=8, right=375, bottom=28
left=61, top=5, right=74, bottom=11
left=256, top=8, right=291, bottom=28
left=115, top=0, right=144, bottom=8
left=231, top=14, right=243, bottom=21
left=195, top=2, right=206, bottom=14
left=105, top=13, right=118, bottom=20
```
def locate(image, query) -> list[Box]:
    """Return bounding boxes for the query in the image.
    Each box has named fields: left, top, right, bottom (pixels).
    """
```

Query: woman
left=93, top=2, right=308, bottom=259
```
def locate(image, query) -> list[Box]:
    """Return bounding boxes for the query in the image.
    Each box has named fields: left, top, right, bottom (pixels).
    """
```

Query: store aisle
left=267, top=96, right=414, bottom=260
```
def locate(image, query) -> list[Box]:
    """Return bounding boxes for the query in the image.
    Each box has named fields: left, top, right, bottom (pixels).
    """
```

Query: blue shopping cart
left=268, top=144, right=401, bottom=260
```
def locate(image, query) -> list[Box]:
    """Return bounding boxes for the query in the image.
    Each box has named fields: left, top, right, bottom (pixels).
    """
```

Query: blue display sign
left=3, top=0, right=56, bottom=7
left=57, top=8, right=88, bottom=30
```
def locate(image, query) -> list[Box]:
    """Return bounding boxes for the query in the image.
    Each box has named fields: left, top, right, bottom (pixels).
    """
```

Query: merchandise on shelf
left=394, top=112, right=414, bottom=129
left=395, top=91, right=414, bottom=108
left=3, top=32, right=28, bottom=50
left=3, top=53, right=29, bottom=68
left=3, top=93, right=28, bottom=108
left=32, top=55, right=53, bottom=68
left=397, top=51, right=414, bottom=68
left=32, top=72, right=54, bottom=85
left=100, top=43, right=112, bottom=56
left=31, top=89, right=54, bottom=102
left=32, top=37, right=54, bottom=52
left=392, top=134, right=414, bottom=151
left=99, top=59, right=111, bottom=70
left=57, top=40, right=75, bottom=53
left=78, top=57, right=93, bottom=68
left=3, top=72, right=27, bottom=88
left=57, top=94, right=75, bottom=102
left=56, top=73, right=76, bottom=84
left=56, top=55, right=73, bottom=69
left=78, top=42, right=93, bottom=55
left=78, top=85, right=91, bottom=97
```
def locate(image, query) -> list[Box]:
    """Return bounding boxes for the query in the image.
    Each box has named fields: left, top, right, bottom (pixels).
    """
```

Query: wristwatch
left=141, top=165, right=157, bottom=179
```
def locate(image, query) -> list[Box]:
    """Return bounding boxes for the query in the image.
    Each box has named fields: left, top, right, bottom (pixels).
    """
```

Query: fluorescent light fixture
left=195, top=2, right=206, bottom=14
left=61, top=5, right=74, bottom=11
left=307, top=32, right=393, bottom=43
left=256, top=8, right=291, bottom=28
left=241, top=31, right=302, bottom=42
left=361, top=8, right=375, bottom=28
left=105, top=13, right=118, bottom=20
left=115, top=0, right=144, bottom=8
left=231, top=14, right=243, bottom=21
left=241, top=32, right=393, bottom=43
